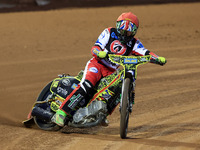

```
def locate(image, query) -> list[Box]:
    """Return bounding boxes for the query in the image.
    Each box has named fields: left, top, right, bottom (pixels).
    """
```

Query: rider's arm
left=132, top=39, right=166, bottom=65
left=91, top=28, right=111, bottom=59
left=132, top=39, right=155, bottom=56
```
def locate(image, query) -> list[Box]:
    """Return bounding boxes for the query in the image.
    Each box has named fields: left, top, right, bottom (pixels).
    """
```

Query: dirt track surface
left=0, top=2, right=200, bottom=150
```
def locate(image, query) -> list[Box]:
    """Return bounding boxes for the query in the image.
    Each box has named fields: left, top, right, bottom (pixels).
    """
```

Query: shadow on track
left=60, top=121, right=200, bottom=149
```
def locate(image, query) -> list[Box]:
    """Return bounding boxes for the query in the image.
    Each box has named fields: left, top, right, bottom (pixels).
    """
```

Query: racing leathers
left=59, top=27, right=160, bottom=116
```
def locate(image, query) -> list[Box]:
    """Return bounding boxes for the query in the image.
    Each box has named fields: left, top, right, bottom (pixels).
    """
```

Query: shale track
left=0, top=2, right=200, bottom=150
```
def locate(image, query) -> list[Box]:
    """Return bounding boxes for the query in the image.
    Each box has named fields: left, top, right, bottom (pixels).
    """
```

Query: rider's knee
left=80, top=79, right=94, bottom=94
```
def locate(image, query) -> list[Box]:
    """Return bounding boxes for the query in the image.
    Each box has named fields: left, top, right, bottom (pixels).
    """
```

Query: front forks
left=119, top=81, right=135, bottom=113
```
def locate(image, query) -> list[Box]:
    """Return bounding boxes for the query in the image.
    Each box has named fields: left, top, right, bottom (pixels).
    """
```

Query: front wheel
left=120, top=77, right=131, bottom=139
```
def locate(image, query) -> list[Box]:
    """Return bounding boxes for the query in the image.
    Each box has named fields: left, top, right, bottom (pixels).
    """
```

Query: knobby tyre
left=120, top=77, right=131, bottom=139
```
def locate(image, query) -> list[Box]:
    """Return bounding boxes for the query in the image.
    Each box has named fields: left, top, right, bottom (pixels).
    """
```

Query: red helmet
left=116, top=12, right=139, bottom=43
left=117, top=12, right=139, bottom=28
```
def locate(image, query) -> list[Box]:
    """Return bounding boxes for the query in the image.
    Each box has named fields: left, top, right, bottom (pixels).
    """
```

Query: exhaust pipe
left=31, top=106, right=54, bottom=122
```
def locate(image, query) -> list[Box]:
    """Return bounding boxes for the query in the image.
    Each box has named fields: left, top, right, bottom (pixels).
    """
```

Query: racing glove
left=97, top=51, right=108, bottom=59
left=156, top=57, right=167, bottom=65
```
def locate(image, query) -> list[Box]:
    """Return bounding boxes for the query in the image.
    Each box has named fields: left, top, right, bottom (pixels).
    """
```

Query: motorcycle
left=23, top=54, right=152, bottom=138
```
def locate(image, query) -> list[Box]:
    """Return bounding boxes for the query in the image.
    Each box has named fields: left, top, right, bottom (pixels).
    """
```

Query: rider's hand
left=156, top=56, right=167, bottom=65
left=97, top=51, right=108, bottom=59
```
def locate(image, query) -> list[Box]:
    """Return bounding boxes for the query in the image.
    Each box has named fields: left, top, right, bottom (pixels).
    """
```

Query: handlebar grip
left=150, top=58, right=167, bottom=66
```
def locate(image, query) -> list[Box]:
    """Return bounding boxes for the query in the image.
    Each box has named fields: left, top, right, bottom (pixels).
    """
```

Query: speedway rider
left=53, top=12, right=167, bottom=126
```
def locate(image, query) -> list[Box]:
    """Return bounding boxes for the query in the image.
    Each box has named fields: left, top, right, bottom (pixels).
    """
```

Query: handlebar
left=150, top=58, right=167, bottom=66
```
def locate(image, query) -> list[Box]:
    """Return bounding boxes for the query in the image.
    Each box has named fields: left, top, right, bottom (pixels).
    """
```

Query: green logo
left=68, top=94, right=82, bottom=109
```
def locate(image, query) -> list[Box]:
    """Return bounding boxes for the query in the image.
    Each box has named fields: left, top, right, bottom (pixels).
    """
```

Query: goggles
left=117, top=20, right=138, bottom=36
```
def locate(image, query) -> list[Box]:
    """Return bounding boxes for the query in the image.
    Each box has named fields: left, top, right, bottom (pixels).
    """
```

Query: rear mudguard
left=23, top=72, right=83, bottom=129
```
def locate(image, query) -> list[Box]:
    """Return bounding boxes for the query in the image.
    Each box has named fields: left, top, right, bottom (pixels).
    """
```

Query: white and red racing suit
left=60, top=27, right=159, bottom=116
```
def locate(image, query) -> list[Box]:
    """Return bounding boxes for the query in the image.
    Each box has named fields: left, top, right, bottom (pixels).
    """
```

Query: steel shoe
left=52, top=109, right=67, bottom=127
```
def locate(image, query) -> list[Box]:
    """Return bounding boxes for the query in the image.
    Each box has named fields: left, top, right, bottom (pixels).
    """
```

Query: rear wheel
left=33, top=81, right=61, bottom=131
left=120, top=78, right=131, bottom=139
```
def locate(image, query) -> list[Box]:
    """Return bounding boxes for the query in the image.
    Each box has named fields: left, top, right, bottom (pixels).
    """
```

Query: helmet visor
left=116, top=20, right=138, bottom=36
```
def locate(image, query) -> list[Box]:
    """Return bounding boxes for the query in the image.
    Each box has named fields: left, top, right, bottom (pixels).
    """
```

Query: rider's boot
left=53, top=109, right=67, bottom=127
left=52, top=80, right=94, bottom=127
